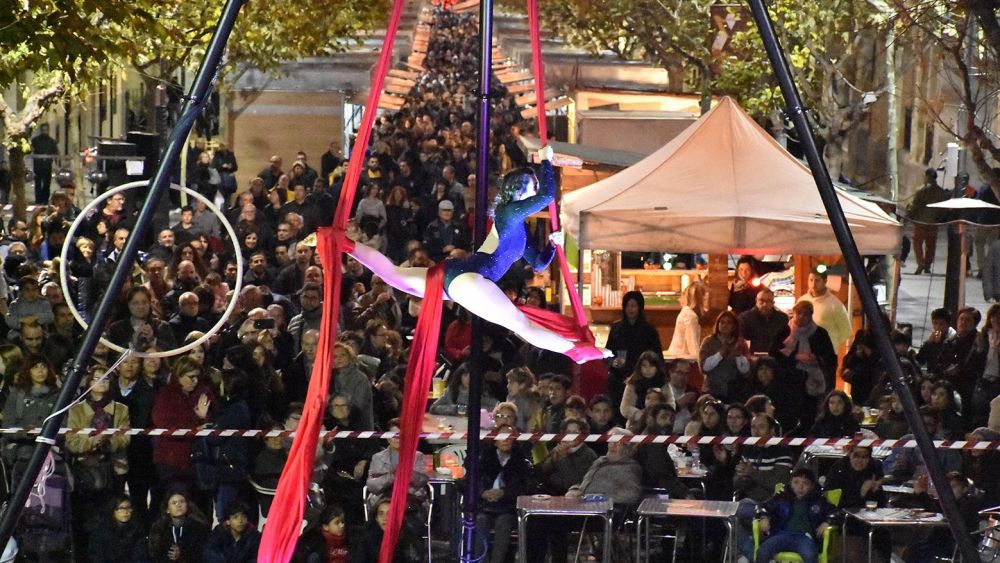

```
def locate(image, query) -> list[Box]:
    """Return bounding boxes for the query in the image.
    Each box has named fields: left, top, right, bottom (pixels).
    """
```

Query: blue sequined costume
left=443, top=160, right=556, bottom=294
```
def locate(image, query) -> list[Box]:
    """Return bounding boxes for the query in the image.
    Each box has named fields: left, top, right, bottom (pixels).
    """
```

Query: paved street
left=895, top=229, right=988, bottom=344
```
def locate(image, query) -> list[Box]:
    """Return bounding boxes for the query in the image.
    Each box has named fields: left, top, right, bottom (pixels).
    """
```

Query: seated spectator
left=504, top=367, right=542, bottom=431
left=824, top=445, right=885, bottom=509
left=666, top=359, right=699, bottom=433
left=542, top=373, right=571, bottom=433
left=204, top=501, right=260, bottom=563
left=87, top=494, right=149, bottom=563
left=752, top=468, right=835, bottom=563
left=874, top=393, right=908, bottom=439
left=929, top=380, right=963, bottom=438
left=635, top=406, right=690, bottom=499
left=322, top=394, right=376, bottom=524
left=964, top=427, right=1000, bottom=506
left=365, top=418, right=429, bottom=511
left=620, top=350, right=672, bottom=422
left=430, top=362, right=498, bottom=416
left=330, top=342, right=374, bottom=429
left=893, top=472, right=981, bottom=563
left=148, top=489, right=211, bottom=563
left=883, top=406, right=962, bottom=482
left=474, top=424, right=533, bottom=563
left=537, top=418, right=598, bottom=495
left=626, top=388, right=667, bottom=433
left=734, top=413, right=793, bottom=503
left=809, top=389, right=861, bottom=438
left=293, top=505, right=355, bottom=563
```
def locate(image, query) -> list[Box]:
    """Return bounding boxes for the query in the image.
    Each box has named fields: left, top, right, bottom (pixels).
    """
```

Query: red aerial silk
left=377, top=264, right=446, bottom=562
left=258, top=0, right=407, bottom=559
left=527, top=0, right=591, bottom=342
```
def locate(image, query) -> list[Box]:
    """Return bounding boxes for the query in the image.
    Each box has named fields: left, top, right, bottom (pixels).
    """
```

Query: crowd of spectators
left=1, top=6, right=998, bottom=563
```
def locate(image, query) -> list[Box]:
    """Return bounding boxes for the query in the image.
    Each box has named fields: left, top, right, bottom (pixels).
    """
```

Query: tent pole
left=0, top=0, right=247, bottom=550
left=462, top=0, right=494, bottom=559
left=745, top=1, right=978, bottom=560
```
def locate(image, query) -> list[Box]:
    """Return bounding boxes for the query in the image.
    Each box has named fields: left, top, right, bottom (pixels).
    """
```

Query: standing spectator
left=774, top=300, right=838, bottom=425
left=796, top=268, right=851, bottom=350
left=30, top=123, right=58, bottom=205
left=906, top=168, right=949, bottom=274
left=738, top=287, right=789, bottom=353
left=320, top=141, right=343, bottom=182
left=66, top=366, right=131, bottom=560
left=107, top=286, right=177, bottom=352
left=152, top=357, right=217, bottom=511
left=699, top=310, right=752, bottom=403
left=212, top=142, right=239, bottom=205
left=6, top=276, right=54, bottom=332
left=258, top=155, right=284, bottom=190
left=384, top=186, right=416, bottom=263
left=606, top=290, right=664, bottom=407
left=728, top=256, right=760, bottom=315
left=112, top=353, right=158, bottom=518
left=1, top=355, right=59, bottom=478
left=422, top=199, right=469, bottom=261
left=667, top=280, right=707, bottom=360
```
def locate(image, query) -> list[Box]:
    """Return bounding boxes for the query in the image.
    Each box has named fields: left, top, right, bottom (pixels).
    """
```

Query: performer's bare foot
left=565, top=345, right=612, bottom=364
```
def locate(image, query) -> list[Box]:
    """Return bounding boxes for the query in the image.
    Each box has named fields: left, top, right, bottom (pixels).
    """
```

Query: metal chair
left=362, top=483, right=437, bottom=561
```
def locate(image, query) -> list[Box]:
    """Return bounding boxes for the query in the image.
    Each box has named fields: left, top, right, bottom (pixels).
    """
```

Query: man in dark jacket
left=422, top=199, right=469, bottom=261
left=739, top=287, right=789, bottom=354
left=475, top=426, right=533, bottom=563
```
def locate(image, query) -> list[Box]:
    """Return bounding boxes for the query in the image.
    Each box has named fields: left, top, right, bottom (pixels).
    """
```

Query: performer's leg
left=346, top=237, right=430, bottom=298
left=448, top=272, right=608, bottom=363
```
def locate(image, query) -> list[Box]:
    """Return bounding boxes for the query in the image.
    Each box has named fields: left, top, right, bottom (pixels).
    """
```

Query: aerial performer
left=336, top=145, right=609, bottom=364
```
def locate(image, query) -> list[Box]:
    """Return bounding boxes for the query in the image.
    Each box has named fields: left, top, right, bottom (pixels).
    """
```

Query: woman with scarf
left=699, top=310, right=752, bottom=403
left=774, top=300, right=837, bottom=433
left=66, top=365, right=131, bottom=560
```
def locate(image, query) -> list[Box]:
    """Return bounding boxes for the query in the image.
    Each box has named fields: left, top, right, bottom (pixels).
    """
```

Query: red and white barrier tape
left=1, top=427, right=998, bottom=450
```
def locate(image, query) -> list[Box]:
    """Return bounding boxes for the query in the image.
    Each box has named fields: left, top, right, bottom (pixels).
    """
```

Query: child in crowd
left=293, top=504, right=353, bottom=563
left=752, top=468, right=835, bottom=563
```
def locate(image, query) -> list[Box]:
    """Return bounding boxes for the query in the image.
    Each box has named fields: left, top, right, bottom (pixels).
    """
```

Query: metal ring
left=58, top=181, right=244, bottom=358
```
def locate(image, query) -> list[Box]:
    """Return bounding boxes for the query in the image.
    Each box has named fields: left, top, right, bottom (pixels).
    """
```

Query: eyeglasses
left=115, top=505, right=134, bottom=511
left=332, top=403, right=349, bottom=408
left=494, top=413, right=514, bottom=420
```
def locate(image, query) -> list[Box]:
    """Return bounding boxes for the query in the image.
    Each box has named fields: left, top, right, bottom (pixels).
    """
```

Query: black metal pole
left=745, top=1, right=979, bottom=560
left=0, top=0, right=246, bottom=549
left=461, top=0, right=493, bottom=559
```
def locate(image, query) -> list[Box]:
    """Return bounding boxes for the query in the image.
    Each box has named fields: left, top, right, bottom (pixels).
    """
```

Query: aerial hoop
left=58, top=180, right=244, bottom=358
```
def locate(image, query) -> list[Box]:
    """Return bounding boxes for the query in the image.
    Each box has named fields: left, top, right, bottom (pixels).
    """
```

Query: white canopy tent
left=560, top=97, right=902, bottom=255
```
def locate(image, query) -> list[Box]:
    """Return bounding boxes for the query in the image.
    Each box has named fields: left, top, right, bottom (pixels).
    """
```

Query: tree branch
left=4, top=74, right=68, bottom=141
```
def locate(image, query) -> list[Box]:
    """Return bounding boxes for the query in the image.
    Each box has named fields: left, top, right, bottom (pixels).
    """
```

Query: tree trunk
left=8, top=145, right=26, bottom=221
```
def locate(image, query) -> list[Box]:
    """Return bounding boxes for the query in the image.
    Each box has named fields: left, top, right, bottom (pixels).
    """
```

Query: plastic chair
left=752, top=486, right=841, bottom=563
left=249, top=478, right=277, bottom=531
